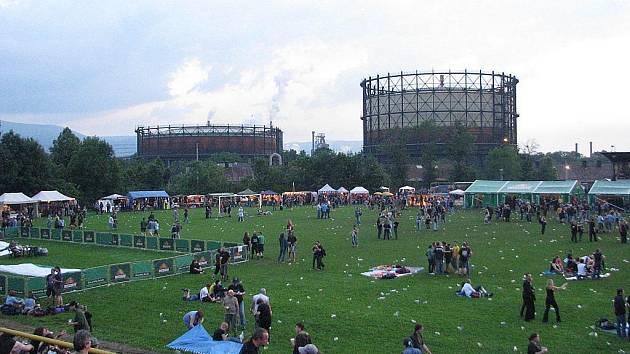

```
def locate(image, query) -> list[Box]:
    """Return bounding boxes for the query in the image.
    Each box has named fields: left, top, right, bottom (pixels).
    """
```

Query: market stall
left=236, top=189, right=262, bottom=208
left=349, top=186, right=369, bottom=204
left=0, top=192, right=38, bottom=220
left=97, top=193, right=128, bottom=212
left=31, top=190, right=76, bottom=216
left=127, top=190, right=170, bottom=210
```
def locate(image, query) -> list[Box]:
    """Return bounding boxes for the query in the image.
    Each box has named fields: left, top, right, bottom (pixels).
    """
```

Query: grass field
left=6, top=206, right=630, bottom=353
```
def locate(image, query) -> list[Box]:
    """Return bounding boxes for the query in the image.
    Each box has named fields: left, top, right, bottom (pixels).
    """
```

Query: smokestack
left=575, top=143, right=578, bottom=154
left=312, top=131, right=315, bottom=155
left=589, top=142, right=593, bottom=158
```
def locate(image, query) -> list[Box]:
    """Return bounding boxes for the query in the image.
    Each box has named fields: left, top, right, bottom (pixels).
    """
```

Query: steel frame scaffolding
left=360, top=70, right=518, bottom=161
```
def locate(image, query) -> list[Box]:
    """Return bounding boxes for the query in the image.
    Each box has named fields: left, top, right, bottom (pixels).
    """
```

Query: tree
left=380, top=129, right=409, bottom=189
left=536, top=156, right=557, bottom=180
left=450, top=161, right=476, bottom=182
left=50, top=127, right=81, bottom=169
left=0, top=131, right=52, bottom=195
left=167, top=160, right=228, bottom=195
left=485, top=146, right=521, bottom=180
left=67, top=137, right=120, bottom=203
left=445, top=121, right=474, bottom=163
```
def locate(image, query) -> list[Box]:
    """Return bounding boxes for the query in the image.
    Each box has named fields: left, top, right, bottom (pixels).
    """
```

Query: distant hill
left=0, top=120, right=363, bottom=157
left=0, top=120, right=136, bottom=157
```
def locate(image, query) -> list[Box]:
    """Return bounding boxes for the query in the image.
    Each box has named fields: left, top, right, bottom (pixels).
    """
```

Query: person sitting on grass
left=4, top=289, right=24, bottom=311
left=213, top=321, right=243, bottom=343
left=549, top=256, right=564, bottom=274
left=68, top=301, right=91, bottom=333
left=458, top=279, right=493, bottom=298
left=32, top=327, right=69, bottom=354
left=576, top=258, right=590, bottom=279
left=565, top=255, right=577, bottom=275
left=189, top=259, right=203, bottom=274
left=209, top=280, right=226, bottom=302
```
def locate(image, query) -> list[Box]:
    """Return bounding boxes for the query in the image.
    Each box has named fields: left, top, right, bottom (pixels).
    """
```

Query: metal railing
left=0, top=327, right=115, bottom=354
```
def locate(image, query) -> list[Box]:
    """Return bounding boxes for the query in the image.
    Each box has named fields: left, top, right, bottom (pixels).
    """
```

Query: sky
left=1, top=0, right=629, bottom=154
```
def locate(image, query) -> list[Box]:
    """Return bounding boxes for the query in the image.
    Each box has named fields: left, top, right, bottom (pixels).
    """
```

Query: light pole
left=499, top=168, right=504, bottom=181
left=564, top=164, right=570, bottom=180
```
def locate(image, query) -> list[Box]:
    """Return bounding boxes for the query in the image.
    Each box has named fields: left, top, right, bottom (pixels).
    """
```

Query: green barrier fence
left=174, top=254, right=194, bottom=273
left=62, top=271, right=82, bottom=292
left=146, top=236, right=158, bottom=250
left=62, top=230, right=73, bottom=241
left=51, top=229, right=61, bottom=240
left=72, top=230, right=83, bottom=242
left=207, top=241, right=222, bottom=250
left=109, top=263, right=131, bottom=283
left=7, top=277, right=25, bottom=297
left=83, top=266, right=109, bottom=288
left=120, top=234, right=133, bottom=247
left=21, top=227, right=30, bottom=237
left=26, top=277, right=47, bottom=298
left=159, top=238, right=175, bottom=251
left=40, top=228, right=50, bottom=239
left=132, top=260, right=153, bottom=280
left=153, top=258, right=174, bottom=277
left=133, top=235, right=146, bottom=248
left=30, top=227, right=40, bottom=238
left=83, top=231, right=95, bottom=243
left=191, top=240, right=205, bottom=252
left=175, top=239, right=190, bottom=253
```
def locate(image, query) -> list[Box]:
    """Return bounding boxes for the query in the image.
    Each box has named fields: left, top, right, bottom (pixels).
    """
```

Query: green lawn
left=0, top=239, right=171, bottom=268
left=7, top=206, right=630, bottom=353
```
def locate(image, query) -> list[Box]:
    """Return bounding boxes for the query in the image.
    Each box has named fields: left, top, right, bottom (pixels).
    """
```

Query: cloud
left=167, top=58, right=211, bottom=97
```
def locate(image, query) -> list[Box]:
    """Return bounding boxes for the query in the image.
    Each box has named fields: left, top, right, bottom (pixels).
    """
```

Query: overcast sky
left=1, top=0, right=629, bottom=154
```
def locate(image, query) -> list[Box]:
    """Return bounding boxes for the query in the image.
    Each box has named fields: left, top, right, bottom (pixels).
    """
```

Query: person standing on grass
left=251, top=232, right=259, bottom=259
left=257, top=232, right=266, bottom=259
left=589, top=216, right=598, bottom=242
left=184, top=207, right=189, bottom=223
left=243, top=232, right=251, bottom=256
left=53, top=266, right=64, bottom=307
left=523, top=273, right=536, bottom=321
left=620, top=220, right=628, bottom=244
left=593, top=248, right=604, bottom=279
left=355, top=206, right=362, bottom=225
left=287, top=231, right=297, bottom=263
left=278, top=232, right=288, bottom=263
left=542, top=279, right=566, bottom=323
left=252, top=288, right=271, bottom=328
left=222, top=290, right=239, bottom=336
left=140, top=217, right=147, bottom=235
left=539, top=215, right=547, bottom=235
left=376, top=215, right=383, bottom=239
left=614, top=288, right=627, bottom=338
left=351, top=225, right=359, bottom=248
left=255, top=298, right=272, bottom=334
left=219, top=247, right=231, bottom=281
left=570, top=221, right=578, bottom=243
left=228, top=278, right=247, bottom=329
left=458, top=242, right=472, bottom=276
left=238, top=206, right=245, bottom=222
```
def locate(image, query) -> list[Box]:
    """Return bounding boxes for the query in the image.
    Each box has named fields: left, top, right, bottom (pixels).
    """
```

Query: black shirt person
left=522, top=273, right=536, bottom=321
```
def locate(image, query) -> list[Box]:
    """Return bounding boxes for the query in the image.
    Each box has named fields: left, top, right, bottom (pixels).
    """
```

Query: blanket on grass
left=166, top=324, right=242, bottom=354
left=564, top=273, right=610, bottom=281
left=360, top=265, right=423, bottom=279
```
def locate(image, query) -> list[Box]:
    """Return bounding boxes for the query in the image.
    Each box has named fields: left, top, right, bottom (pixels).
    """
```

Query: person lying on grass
left=458, top=279, right=493, bottom=298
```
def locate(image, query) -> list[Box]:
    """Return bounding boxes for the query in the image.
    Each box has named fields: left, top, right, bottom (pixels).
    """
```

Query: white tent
left=350, top=186, right=370, bottom=194
left=399, top=186, right=416, bottom=193
left=318, top=184, right=337, bottom=194
left=337, top=187, right=349, bottom=193
left=31, top=190, right=75, bottom=202
left=449, top=189, right=465, bottom=196
left=0, top=192, right=37, bottom=205
left=101, top=193, right=126, bottom=200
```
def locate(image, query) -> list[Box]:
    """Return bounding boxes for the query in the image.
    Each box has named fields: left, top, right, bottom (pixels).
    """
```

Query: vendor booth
left=260, top=190, right=280, bottom=206
left=282, top=191, right=316, bottom=206
left=97, top=193, right=128, bottom=212
left=465, top=180, right=582, bottom=208
left=317, top=184, right=337, bottom=195
left=349, top=186, right=369, bottom=204
left=236, top=189, right=262, bottom=208
left=127, top=190, right=170, bottom=210
left=0, top=192, right=38, bottom=220
left=31, top=190, right=76, bottom=216
left=588, top=179, right=630, bottom=210
left=337, top=187, right=349, bottom=204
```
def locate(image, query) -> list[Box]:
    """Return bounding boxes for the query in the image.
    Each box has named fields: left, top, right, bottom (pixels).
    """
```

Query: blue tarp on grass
left=166, top=325, right=242, bottom=354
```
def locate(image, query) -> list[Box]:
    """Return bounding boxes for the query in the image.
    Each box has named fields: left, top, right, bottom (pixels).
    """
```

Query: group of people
left=549, top=248, right=606, bottom=280
left=415, top=203, right=447, bottom=231
left=377, top=209, right=400, bottom=240
left=521, top=273, right=567, bottom=323
left=0, top=326, right=97, bottom=354
left=139, top=213, right=161, bottom=236
left=425, top=241, right=472, bottom=276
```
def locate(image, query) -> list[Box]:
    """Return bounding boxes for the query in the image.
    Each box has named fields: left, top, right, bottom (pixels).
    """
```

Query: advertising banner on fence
left=111, top=233, right=119, bottom=246
left=51, top=229, right=61, bottom=240
left=132, top=261, right=153, bottom=280
left=7, top=277, right=25, bottom=296
left=73, top=230, right=83, bottom=243
left=175, top=239, right=190, bottom=253
left=230, top=245, right=247, bottom=263
left=174, top=255, right=193, bottom=273
left=26, top=277, right=47, bottom=298
left=0, top=275, right=6, bottom=295
left=21, top=227, right=30, bottom=237
left=191, top=240, right=205, bottom=252
left=193, top=251, right=214, bottom=269
left=134, top=235, right=146, bottom=248
left=159, top=238, right=174, bottom=251
left=207, top=241, right=222, bottom=251
left=62, top=271, right=83, bottom=292
left=153, top=258, right=174, bottom=277
left=83, top=266, right=109, bottom=288
left=83, top=231, right=95, bottom=243
left=120, top=234, right=133, bottom=247
left=110, top=263, right=131, bottom=283
left=146, top=236, right=158, bottom=250
left=40, top=228, right=50, bottom=239
left=30, top=227, right=40, bottom=238
left=62, top=230, right=72, bottom=241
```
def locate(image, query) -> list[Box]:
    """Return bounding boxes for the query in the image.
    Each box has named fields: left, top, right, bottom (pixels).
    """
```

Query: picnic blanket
left=540, top=270, right=563, bottom=276
left=0, top=241, right=10, bottom=257
left=360, top=265, right=423, bottom=279
left=166, top=324, right=242, bottom=354
left=564, top=273, right=610, bottom=281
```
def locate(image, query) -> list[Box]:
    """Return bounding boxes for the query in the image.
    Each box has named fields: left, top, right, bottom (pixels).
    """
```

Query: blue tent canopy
left=127, top=191, right=170, bottom=200
left=166, top=325, right=242, bottom=354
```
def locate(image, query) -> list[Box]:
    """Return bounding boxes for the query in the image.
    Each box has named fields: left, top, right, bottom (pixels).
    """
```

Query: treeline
left=1, top=126, right=587, bottom=205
